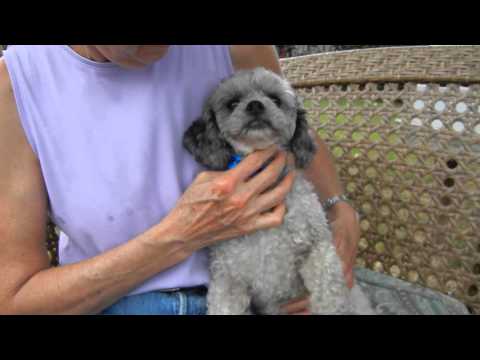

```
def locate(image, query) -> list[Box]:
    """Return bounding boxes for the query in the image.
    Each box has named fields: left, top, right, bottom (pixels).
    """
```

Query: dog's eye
left=227, top=99, right=240, bottom=111
left=268, top=95, right=282, bottom=107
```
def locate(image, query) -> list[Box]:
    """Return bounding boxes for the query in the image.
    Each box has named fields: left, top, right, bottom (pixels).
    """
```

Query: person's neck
left=69, top=45, right=109, bottom=62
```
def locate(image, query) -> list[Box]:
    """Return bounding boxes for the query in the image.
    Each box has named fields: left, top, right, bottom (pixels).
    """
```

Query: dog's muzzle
left=246, top=118, right=271, bottom=130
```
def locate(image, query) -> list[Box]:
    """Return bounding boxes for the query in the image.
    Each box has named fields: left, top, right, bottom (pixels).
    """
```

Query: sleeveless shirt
left=3, top=45, right=234, bottom=295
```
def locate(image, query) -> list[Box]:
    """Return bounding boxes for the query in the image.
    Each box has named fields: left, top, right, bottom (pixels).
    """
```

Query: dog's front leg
left=300, top=241, right=352, bottom=315
left=207, top=275, right=253, bottom=315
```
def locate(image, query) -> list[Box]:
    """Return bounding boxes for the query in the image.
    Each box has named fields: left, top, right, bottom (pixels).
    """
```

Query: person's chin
left=114, top=47, right=170, bottom=69
left=138, top=46, right=171, bottom=64
left=117, top=61, right=150, bottom=69
left=118, top=57, right=160, bottom=69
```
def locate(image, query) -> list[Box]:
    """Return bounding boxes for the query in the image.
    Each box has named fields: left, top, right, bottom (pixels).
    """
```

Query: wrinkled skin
left=162, top=146, right=296, bottom=255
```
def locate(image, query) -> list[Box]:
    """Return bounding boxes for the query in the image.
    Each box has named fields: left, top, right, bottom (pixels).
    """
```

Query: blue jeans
left=100, top=287, right=207, bottom=315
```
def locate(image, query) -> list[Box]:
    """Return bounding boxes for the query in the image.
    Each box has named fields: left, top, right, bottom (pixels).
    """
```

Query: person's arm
left=230, top=45, right=344, bottom=201
left=230, top=45, right=360, bottom=293
left=303, top=134, right=359, bottom=289
left=0, top=56, right=192, bottom=314
left=0, top=58, right=293, bottom=314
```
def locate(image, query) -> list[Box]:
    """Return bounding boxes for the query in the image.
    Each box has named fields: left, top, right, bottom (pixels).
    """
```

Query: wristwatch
left=322, top=194, right=350, bottom=212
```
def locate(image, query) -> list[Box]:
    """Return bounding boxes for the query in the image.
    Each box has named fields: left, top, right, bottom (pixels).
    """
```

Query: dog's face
left=208, top=68, right=298, bottom=154
left=183, top=68, right=317, bottom=170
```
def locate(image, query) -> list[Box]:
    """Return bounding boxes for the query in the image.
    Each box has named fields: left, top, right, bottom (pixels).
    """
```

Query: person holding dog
left=0, top=45, right=359, bottom=314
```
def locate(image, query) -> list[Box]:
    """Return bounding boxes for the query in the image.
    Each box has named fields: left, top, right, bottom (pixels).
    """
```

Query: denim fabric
left=100, top=287, right=207, bottom=315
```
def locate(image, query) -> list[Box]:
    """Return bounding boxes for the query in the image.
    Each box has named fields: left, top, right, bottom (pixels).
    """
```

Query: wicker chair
left=46, top=45, right=479, bottom=314
left=280, top=45, right=480, bottom=314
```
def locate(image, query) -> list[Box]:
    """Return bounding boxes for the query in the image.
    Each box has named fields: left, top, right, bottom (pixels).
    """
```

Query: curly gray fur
left=183, top=68, right=374, bottom=315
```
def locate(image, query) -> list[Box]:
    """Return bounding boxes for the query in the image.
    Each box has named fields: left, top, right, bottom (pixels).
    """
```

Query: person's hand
left=327, top=201, right=360, bottom=289
left=162, top=146, right=296, bottom=255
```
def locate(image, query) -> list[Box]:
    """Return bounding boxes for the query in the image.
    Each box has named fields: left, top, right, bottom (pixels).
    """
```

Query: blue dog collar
left=227, top=153, right=276, bottom=175
left=227, top=153, right=289, bottom=183
left=227, top=154, right=244, bottom=169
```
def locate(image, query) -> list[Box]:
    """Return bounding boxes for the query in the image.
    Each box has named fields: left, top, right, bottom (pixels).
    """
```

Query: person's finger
left=244, top=151, right=288, bottom=195
left=286, top=153, right=296, bottom=168
left=244, top=202, right=287, bottom=232
left=345, top=269, right=355, bottom=289
left=348, top=248, right=358, bottom=270
left=341, top=255, right=355, bottom=288
left=242, top=171, right=296, bottom=218
left=227, top=152, right=288, bottom=210
left=332, top=225, right=354, bottom=264
left=333, top=232, right=355, bottom=288
left=333, top=233, right=348, bottom=263
left=194, top=170, right=224, bottom=183
left=342, top=248, right=356, bottom=273
left=280, top=297, right=310, bottom=314
left=292, top=310, right=311, bottom=315
left=345, top=235, right=359, bottom=270
left=330, top=221, right=344, bottom=249
left=329, top=213, right=360, bottom=290
left=229, top=145, right=279, bottom=182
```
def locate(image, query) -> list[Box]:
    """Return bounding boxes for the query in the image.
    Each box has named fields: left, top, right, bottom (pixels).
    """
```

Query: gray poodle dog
left=183, top=68, right=374, bottom=315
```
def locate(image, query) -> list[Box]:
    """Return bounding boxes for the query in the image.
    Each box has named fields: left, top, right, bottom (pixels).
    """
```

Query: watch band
left=322, top=194, right=349, bottom=212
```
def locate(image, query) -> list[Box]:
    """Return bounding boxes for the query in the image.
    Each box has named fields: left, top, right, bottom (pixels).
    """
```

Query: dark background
left=274, top=45, right=395, bottom=58
left=1, top=45, right=399, bottom=58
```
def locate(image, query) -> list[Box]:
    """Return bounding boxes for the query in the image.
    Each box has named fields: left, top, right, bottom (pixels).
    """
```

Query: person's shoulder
left=0, top=56, right=25, bottom=137
left=2, top=45, right=61, bottom=80
left=0, top=55, right=39, bottom=166
left=0, top=58, right=14, bottom=105
left=229, top=45, right=282, bottom=75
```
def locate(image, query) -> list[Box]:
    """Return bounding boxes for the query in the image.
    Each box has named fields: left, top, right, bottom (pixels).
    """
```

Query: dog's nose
left=246, top=100, right=265, bottom=115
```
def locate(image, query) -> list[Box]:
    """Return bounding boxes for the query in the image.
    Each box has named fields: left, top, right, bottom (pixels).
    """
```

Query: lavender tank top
left=3, top=45, right=234, bottom=295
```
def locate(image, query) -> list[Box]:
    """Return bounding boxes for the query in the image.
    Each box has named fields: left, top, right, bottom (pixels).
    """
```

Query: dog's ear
left=183, top=109, right=234, bottom=170
left=289, top=106, right=317, bottom=169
